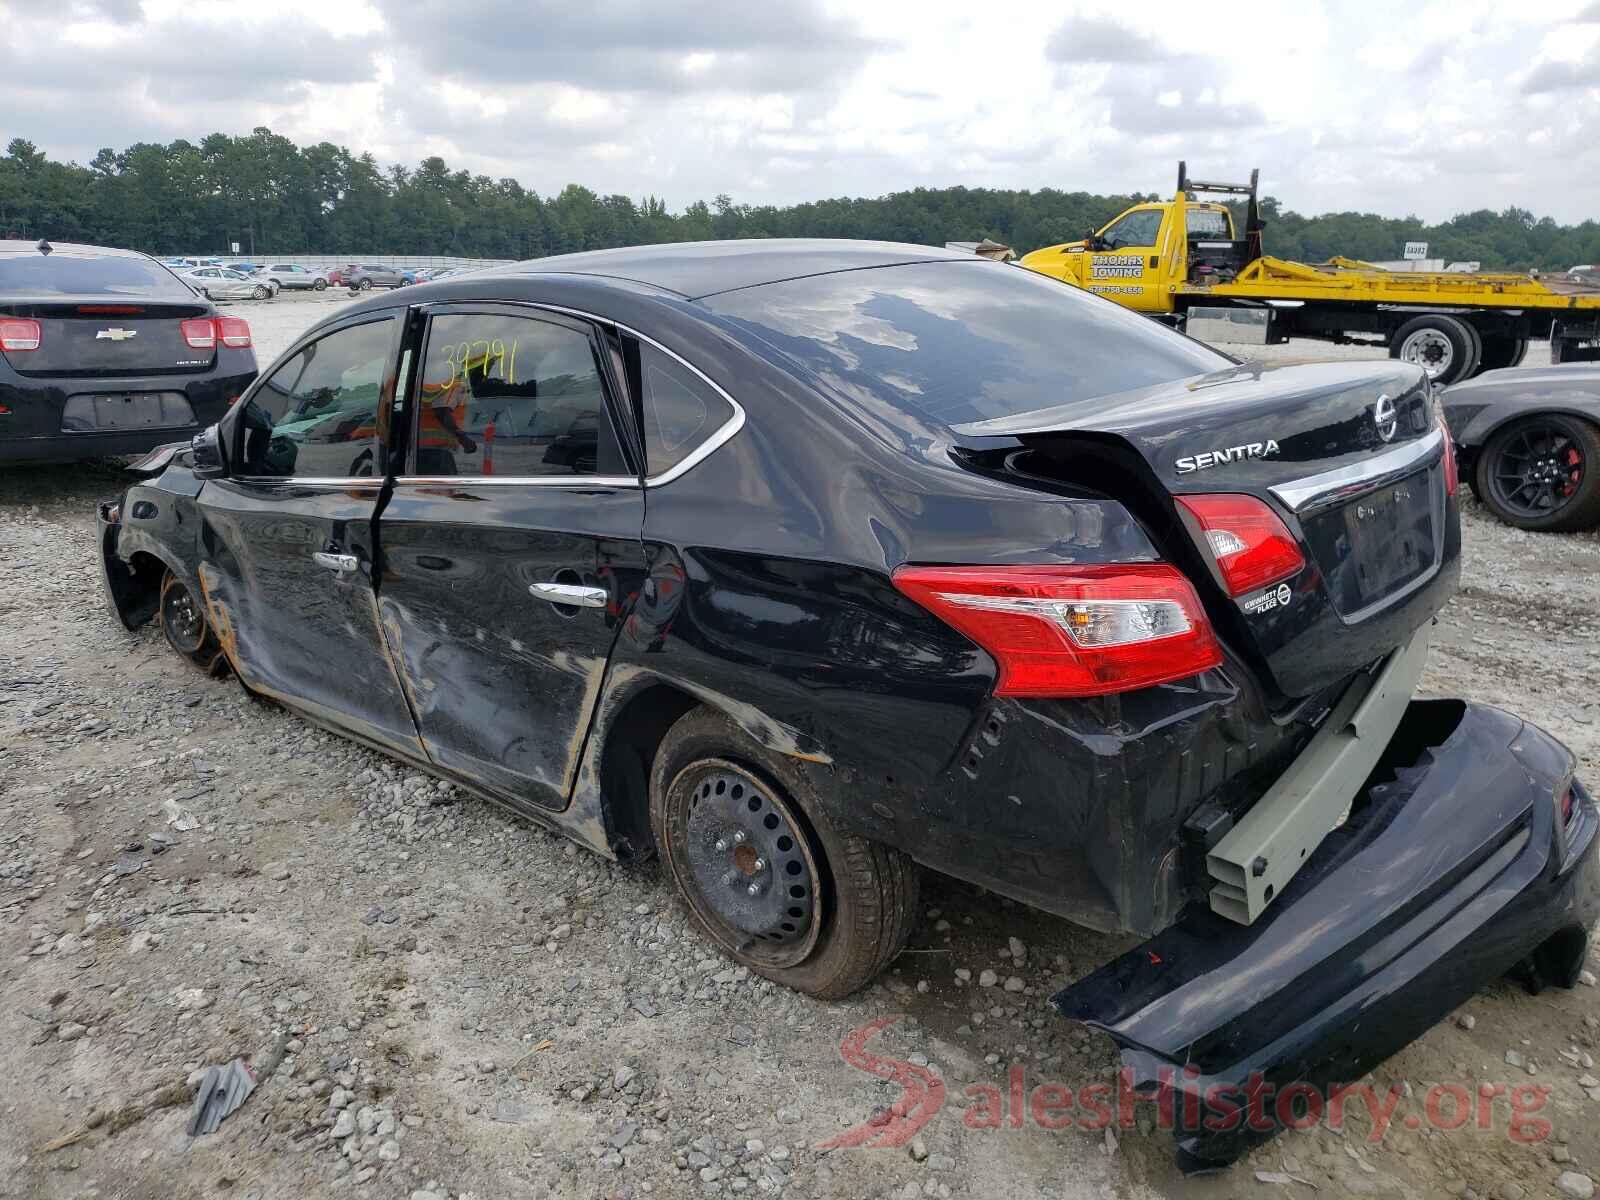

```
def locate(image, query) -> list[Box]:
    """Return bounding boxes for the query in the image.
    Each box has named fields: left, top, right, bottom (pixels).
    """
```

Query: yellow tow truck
left=1019, top=163, right=1600, bottom=384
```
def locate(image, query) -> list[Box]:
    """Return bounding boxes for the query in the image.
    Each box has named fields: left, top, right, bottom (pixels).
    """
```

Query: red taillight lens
left=0, top=318, right=41, bottom=352
left=1560, top=785, right=1575, bottom=827
left=180, top=318, right=216, bottom=349
left=1176, top=494, right=1305, bottom=597
left=216, top=316, right=252, bottom=348
left=891, top=563, right=1223, bottom=698
left=1440, top=416, right=1459, bottom=496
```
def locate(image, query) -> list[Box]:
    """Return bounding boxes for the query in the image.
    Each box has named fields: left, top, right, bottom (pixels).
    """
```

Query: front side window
left=633, top=340, right=736, bottom=477
left=410, top=311, right=625, bottom=478
left=1099, top=208, right=1164, bottom=250
left=236, top=318, right=395, bottom=479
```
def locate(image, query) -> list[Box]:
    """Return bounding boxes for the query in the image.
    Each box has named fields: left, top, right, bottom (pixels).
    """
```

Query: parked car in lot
left=0, top=239, right=256, bottom=463
left=179, top=266, right=274, bottom=301
left=345, top=263, right=406, bottom=290
left=258, top=262, right=329, bottom=291
left=1443, top=363, right=1600, bottom=531
left=98, top=240, right=1597, bottom=1167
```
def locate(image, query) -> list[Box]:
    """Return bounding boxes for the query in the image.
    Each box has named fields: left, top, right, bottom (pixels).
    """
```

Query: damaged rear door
left=374, top=303, right=645, bottom=810
left=195, top=311, right=422, bottom=756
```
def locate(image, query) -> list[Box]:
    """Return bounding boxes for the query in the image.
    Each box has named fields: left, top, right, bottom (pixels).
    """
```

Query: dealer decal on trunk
left=1243, top=582, right=1294, bottom=615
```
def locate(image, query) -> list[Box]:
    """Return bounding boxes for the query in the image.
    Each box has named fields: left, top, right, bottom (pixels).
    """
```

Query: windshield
left=703, top=260, right=1228, bottom=427
left=0, top=253, right=192, bottom=298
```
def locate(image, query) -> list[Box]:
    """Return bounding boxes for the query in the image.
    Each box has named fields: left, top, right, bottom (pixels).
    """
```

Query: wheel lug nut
left=753, top=857, right=766, bottom=871
left=722, top=869, right=740, bottom=886
left=713, top=838, right=727, bottom=852
left=747, top=882, right=763, bottom=896
left=732, top=831, right=746, bottom=844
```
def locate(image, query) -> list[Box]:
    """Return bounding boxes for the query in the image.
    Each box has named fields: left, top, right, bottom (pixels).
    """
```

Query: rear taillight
left=180, top=318, right=216, bottom=349
left=0, top=318, right=41, bottom=352
left=1440, top=416, right=1459, bottom=496
left=891, top=563, right=1223, bottom=698
left=216, top=316, right=252, bottom=348
left=1176, top=494, right=1305, bottom=597
left=1561, top=785, right=1575, bottom=827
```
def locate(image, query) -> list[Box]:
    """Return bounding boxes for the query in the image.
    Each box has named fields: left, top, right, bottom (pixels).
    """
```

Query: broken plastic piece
left=185, top=1059, right=257, bottom=1136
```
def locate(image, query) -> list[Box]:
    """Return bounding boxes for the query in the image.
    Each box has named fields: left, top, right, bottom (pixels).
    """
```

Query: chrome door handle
left=312, top=552, right=359, bottom=574
left=529, top=581, right=607, bottom=608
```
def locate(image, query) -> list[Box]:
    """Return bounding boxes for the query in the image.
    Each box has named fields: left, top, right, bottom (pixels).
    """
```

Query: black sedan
left=0, top=239, right=258, bottom=463
left=1443, top=363, right=1600, bottom=531
left=98, top=240, right=1597, bottom=1167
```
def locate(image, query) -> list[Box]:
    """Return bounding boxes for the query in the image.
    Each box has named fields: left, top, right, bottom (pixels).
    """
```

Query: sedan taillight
left=892, top=564, right=1222, bottom=698
left=0, top=318, right=41, bottom=352
left=216, top=316, right=252, bottom=348
left=180, top=318, right=216, bottom=349
left=1176, top=494, right=1305, bottom=597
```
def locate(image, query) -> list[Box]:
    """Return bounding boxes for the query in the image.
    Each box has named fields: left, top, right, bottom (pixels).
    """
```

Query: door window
left=1100, top=208, right=1164, bottom=249
left=236, top=317, right=396, bottom=479
left=410, top=311, right=626, bottom=478
left=1186, top=208, right=1231, bottom=239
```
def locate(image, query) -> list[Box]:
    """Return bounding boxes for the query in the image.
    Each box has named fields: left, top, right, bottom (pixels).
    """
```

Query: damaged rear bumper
left=1054, top=700, right=1600, bottom=1170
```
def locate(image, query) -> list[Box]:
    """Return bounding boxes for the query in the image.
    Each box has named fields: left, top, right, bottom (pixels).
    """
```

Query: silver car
left=258, top=263, right=329, bottom=291
left=180, top=267, right=274, bottom=301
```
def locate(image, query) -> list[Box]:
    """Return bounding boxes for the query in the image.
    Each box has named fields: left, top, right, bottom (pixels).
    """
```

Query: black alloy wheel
left=1477, top=414, right=1600, bottom=532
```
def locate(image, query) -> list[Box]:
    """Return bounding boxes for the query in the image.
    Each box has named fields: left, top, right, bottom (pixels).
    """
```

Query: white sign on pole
left=230, top=242, right=241, bottom=254
left=1403, top=241, right=1428, bottom=260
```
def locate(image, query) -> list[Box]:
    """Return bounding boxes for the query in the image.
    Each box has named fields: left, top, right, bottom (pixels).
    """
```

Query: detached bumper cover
left=1054, top=700, right=1600, bottom=1168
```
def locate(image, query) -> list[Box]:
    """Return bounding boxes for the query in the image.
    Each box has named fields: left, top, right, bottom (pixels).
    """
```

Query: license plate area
left=1302, top=467, right=1438, bottom=618
left=62, top=392, right=196, bottom=433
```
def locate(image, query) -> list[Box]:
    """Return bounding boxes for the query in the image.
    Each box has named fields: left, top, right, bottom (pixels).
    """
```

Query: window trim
left=389, top=301, right=745, bottom=490
left=224, top=310, right=405, bottom=486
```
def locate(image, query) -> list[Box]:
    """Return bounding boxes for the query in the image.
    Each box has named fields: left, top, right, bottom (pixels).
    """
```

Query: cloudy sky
left=4, top=0, right=1599, bottom=222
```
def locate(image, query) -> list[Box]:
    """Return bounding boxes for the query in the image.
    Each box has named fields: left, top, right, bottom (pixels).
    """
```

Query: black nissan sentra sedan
left=97, top=240, right=1598, bottom=1167
left=0, top=240, right=257, bottom=463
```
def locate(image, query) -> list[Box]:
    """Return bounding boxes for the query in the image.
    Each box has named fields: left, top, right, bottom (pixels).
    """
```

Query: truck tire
left=1475, top=414, right=1600, bottom=532
left=1478, top=332, right=1527, bottom=373
left=649, top=706, right=919, bottom=999
left=1390, top=315, right=1480, bottom=384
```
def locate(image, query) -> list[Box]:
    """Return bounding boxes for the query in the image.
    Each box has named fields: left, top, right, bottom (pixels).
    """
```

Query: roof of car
left=502, top=238, right=978, bottom=300
left=0, top=239, right=152, bottom=260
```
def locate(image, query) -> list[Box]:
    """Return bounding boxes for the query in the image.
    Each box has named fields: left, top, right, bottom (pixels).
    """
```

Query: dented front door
left=373, top=305, right=645, bottom=811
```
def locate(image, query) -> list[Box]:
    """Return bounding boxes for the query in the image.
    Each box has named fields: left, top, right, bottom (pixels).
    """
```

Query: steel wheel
left=1398, top=328, right=1455, bottom=378
left=159, top=570, right=230, bottom=675
left=1477, top=414, right=1600, bottom=531
left=672, top=759, right=822, bottom=968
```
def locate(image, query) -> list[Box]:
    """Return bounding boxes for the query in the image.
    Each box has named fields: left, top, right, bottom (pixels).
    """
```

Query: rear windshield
left=700, top=260, right=1228, bottom=427
left=0, top=253, right=191, bottom=298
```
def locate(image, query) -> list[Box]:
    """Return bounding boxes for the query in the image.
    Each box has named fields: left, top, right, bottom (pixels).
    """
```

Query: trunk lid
left=0, top=298, right=216, bottom=376
left=952, top=361, right=1459, bottom=700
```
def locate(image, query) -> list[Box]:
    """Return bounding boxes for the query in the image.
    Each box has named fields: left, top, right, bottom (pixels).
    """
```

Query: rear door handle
left=312, top=552, right=359, bottom=574
left=529, top=581, right=607, bottom=608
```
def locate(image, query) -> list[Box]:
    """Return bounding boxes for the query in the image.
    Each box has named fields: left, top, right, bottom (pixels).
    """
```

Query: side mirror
left=191, top=423, right=228, bottom=479
left=1085, top=229, right=1105, bottom=251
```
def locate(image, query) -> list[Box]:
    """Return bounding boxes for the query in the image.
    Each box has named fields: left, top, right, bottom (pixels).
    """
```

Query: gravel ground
left=2, top=293, right=1599, bottom=1200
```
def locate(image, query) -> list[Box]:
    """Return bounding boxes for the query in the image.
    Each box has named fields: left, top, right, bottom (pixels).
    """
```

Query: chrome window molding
left=1269, top=428, right=1444, bottom=513
left=392, top=474, right=639, bottom=488
left=231, top=475, right=384, bottom=488
left=403, top=300, right=746, bottom=490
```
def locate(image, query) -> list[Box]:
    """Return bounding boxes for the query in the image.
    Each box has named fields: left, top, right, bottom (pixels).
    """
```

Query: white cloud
left=3, top=0, right=1599, bottom=223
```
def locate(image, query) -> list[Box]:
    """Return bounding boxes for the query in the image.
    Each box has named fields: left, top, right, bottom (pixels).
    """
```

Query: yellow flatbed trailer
left=1019, top=163, right=1600, bottom=384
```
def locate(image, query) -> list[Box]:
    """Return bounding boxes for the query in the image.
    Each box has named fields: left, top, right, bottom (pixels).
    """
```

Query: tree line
left=1, top=127, right=1596, bottom=271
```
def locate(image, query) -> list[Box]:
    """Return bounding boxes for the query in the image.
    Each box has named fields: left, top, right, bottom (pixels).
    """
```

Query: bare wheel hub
left=681, top=762, right=818, bottom=950
left=1399, top=329, right=1454, bottom=377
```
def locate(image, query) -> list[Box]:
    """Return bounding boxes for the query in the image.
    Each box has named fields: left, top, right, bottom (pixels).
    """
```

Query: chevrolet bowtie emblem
left=96, top=327, right=138, bottom=341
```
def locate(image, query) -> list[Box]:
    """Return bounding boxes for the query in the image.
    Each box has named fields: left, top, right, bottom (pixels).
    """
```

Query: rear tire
left=1390, top=315, right=1480, bottom=384
left=649, top=706, right=918, bottom=999
left=1478, top=332, right=1527, bottom=373
left=359, top=278, right=373, bottom=291
left=252, top=284, right=269, bottom=300
left=1475, top=414, right=1600, bottom=532
left=313, top=278, right=328, bottom=291
left=159, top=571, right=230, bottom=676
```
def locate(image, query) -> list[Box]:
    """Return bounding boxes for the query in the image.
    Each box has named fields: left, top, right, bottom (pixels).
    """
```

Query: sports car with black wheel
left=1, top=239, right=258, bottom=463
left=1443, top=363, right=1600, bottom=531
left=96, top=241, right=1598, bottom=1169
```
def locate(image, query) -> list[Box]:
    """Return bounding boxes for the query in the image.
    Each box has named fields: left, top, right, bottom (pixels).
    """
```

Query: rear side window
left=633, top=341, right=735, bottom=477
left=702, top=261, right=1227, bottom=428
left=236, top=318, right=395, bottom=479
left=0, top=253, right=193, bottom=298
left=409, top=311, right=626, bottom=478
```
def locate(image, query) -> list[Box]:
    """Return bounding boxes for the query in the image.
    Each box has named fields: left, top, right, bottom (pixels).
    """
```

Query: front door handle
left=529, top=581, right=607, bottom=609
left=312, top=551, right=359, bottom=574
